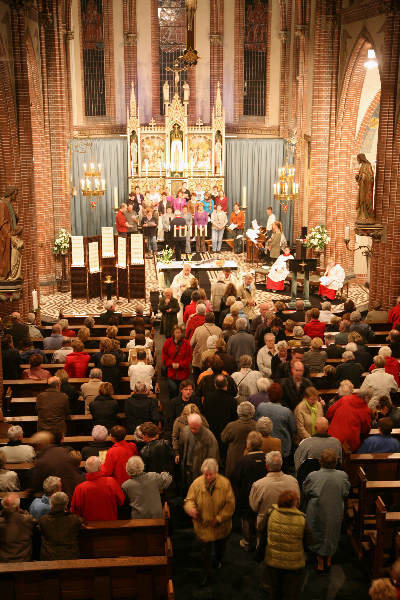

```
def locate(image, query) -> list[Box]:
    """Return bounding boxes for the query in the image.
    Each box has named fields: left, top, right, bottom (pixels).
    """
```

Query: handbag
left=161, top=340, right=182, bottom=377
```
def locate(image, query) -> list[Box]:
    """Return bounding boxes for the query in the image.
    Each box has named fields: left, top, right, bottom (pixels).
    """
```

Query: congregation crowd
left=2, top=286, right=400, bottom=598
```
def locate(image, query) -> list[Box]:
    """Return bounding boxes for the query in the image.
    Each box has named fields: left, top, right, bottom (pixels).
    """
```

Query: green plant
left=52, top=228, right=71, bottom=255
left=157, top=246, right=174, bottom=264
left=304, top=225, right=330, bottom=251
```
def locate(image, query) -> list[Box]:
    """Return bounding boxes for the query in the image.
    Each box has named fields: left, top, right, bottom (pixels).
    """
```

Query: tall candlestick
left=32, top=289, right=38, bottom=310
left=113, top=187, right=118, bottom=209
left=242, top=185, right=247, bottom=209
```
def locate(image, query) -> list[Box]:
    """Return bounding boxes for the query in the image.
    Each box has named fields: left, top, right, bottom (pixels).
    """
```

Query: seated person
left=1, top=334, right=22, bottom=379
left=128, top=349, right=155, bottom=391
left=81, top=425, right=111, bottom=462
left=0, top=450, right=20, bottom=492
left=357, top=417, right=400, bottom=453
left=0, top=493, right=36, bottom=562
left=29, top=475, right=62, bottom=520
left=64, top=339, right=91, bottom=378
left=100, top=353, right=122, bottom=393
left=89, top=382, right=120, bottom=432
left=52, top=338, right=74, bottom=363
left=55, top=368, right=80, bottom=413
left=22, top=353, right=51, bottom=380
left=19, top=337, right=45, bottom=362
left=1, top=425, right=35, bottom=463
left=80, top=368, right=103, bottom=414
left=39, top=491, right=83, bottom=560
left=58, top=318, right=76, bottom=338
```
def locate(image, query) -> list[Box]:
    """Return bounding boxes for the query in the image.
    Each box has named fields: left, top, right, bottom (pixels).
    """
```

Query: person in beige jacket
left=238, top=273, right=257, bottom=320
left=190, top=313, right=222, bottom=381
left=79, top=369, right=103, bottom=414
left=293, top=386, right=324, bottom=445
left=184, top=458, right=235, bottom=585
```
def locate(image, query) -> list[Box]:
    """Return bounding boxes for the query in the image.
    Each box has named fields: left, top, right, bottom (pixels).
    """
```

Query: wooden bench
left=79, top=518, right=170, bottom=559
left=345, top=453, right=400, bottom=487
left=2, top=413, right=127, bottom=437
left=4, top=376, right=133, bottom=396
left=368, top=496, right=400, bottom=577
left=0, top=434, right=137, bottom=449
left=0, top=556, right=174, bottom=600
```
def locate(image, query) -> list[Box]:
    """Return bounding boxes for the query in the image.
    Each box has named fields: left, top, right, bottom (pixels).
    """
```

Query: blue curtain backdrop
left=225, top=138, right=293, bottom=243
left=70, top=138, right=128, bottom=236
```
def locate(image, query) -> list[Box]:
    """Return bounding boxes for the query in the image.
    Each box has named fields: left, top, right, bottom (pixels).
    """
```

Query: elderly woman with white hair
left=1, top=425, right=35, bottom=463
left=256, top=417, right=282, bottom=454
left=0, top=493, right=36, bottom=562
left=248, top=378, right=272, bottom=410
left=369, top=345, right=400, bottom=385
left=349, top=310, right=374, bottom=342
left=184, top=458, right=235, bottom=586
left=38, top=491, right=83, bottom=560
left=0, top=450, right=20, bottom=492
left=221, top=401, right=257, bottom=478
left=335, top=349, right=364, bottom=388
left=303, top=337, right=327, bottom=373
left=122, top=456, right=172, bottom=519
left=178, top=413, right=219, bottom=490
left=257, top=333, right=277, bottom=377
left=29, top=475, right=62, bottom=520
left=81, top=424, right=111, bottom=461
left=232, top=354, right=263, bottom=400
left=360, top=354, right=398, bottom=399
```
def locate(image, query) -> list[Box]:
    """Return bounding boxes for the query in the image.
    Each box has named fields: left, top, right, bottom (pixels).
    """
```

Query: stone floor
left=41, top=249, right=368, bottom=317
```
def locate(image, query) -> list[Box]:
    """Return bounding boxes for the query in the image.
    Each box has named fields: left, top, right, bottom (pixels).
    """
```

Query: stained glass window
left=243, top=0, right=268, bottom=116
left=81, top=0, right=106, bottom=117
left=158, top=0, right=188, bottom=114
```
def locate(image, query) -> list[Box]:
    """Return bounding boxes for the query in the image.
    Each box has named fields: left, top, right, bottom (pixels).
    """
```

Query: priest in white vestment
left=171, top=263, right=193, bottom=323
left=318, top=259, right=345, bottom=300
left=266, top=248, right=293, bottom=291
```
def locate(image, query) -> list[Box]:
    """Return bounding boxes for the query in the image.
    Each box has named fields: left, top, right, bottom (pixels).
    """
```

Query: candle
left=174, top=226, right=177, bottom=237
left=32, top=289, right=38, bottom=310
left=81, top=178, right=85, bottom=191
left=83, top=163, right=87, bottom=172
left=90, top=162, right=94, bottom=171
left=113, top=186, right=118, bottom=209
left=345, top=226, right=350, bottom=241
left=101, top=179, right=105, bottom=190
left=242, top=185, right=247, bottom=209
left=98, top=163, right=101, bottom=171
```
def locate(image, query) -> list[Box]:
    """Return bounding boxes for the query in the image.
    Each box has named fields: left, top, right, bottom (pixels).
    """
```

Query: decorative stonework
left=124, top=32, right=137, bottom=46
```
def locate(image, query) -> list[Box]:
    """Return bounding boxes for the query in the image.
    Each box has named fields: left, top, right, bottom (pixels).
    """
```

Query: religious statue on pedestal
left=0, top=187, right=21, bottom=281
left=170, top=123, right=184, bottom=173
left=214, top=132, right=223, bottom=175
left=355, top=153, right=375, bottom=223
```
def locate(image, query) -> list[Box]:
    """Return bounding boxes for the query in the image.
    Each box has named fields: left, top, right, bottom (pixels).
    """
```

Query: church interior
left=1, top=0, right=400, bottom=599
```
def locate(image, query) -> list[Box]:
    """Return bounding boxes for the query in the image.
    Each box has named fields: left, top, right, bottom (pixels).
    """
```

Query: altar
left=156, top=258, right=238, bottom=292
left=127, top=80, right=225, bottom=195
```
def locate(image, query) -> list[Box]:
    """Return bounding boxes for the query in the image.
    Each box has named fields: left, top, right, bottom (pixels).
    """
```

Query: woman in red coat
left=161, top=325, right=193, bottom=399
left=326, top=391, right=372, bottom=452
left=64, top=339, right=91, bottom=378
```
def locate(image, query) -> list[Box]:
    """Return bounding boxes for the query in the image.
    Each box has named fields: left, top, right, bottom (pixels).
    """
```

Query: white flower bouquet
left=157, top=246, right=174, bottom=264
left=52, top=228, right=71, bottom=255
left=304, top=225, right=330, bottom=251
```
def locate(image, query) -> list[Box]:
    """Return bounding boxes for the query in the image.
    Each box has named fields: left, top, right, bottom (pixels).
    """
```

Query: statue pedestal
left=0, top=279, right=23, bottom=302
left=354, top=222, right=384, bottom=241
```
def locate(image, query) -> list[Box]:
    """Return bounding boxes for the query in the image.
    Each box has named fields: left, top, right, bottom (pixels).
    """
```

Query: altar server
left=170, top=210, right=187, bottom=261
left=318, top=259, right=345, bottom=301
left=266, top=247, right=293, bottom=291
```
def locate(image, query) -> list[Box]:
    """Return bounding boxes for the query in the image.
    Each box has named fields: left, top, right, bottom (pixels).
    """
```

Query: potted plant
left=157, top=246, right=174, bottom=264
left=52, top=228, right=71, bottom=292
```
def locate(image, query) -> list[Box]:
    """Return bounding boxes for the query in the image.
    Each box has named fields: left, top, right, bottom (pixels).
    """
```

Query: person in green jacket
left=262, top=489, right=312, bottom=600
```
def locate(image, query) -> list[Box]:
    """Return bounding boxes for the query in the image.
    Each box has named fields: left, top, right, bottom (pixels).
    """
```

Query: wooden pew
left=2, top=413, right=127, bottom=437
left=4, top=376, right=132, bottom=396
left=0, top=434, right=136, bottom=450
left=345, top=453, right=400, bottom=487
left=368, top=496, right=400, bottom=577
left=79, top=518, right=169, bottom=558
left=0, top=556, right=173, bottom=600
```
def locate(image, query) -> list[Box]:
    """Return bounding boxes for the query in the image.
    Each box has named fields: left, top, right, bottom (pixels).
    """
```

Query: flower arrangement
left=304, top=225, right=330, bottom=251
left=157, top=245, right=174, bottom=264
left=52, top=228, right=71, bottom=255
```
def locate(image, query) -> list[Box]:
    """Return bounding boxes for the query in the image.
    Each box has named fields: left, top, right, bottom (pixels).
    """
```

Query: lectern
left=288, top=258, right=317, bottom=308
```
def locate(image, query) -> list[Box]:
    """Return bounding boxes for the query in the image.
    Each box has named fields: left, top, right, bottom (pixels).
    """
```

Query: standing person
left=122, top=456, right=172, bottom=518
left=89, top=382, right=120, bottom=431
left=221, top=402, right=257, bottom=479
left=178, top=414, right=220, bottom=490
left=0, top=493, right=36, bottom=563
left=141, top=208, right=158, bottom=257
left=215, top=189, right=228, bottom=212
left=194, top=203, right=208, bottom=254
left=125, top=203, right=139, bottom=233
left=173, top=190, right=187, bottom=213
left=159, top=289, right=180, bottom=338
left=182, top=205, right=193, bottom=254
left=266, top=248, right=293, bottom=292
left=210, top=204, right=228, bottom=253
left=64, top=339, right=91, bottom=378
left=184, top=458, right=235, bottom=586
left=101, top=425, right=138, bottom=486
left=238, top=273, right=257, bottom=320
left=266, top=206, right=276, bottom=238
left=170, top=209, right=187, bottom=261
left=115, top=203, right=129, bottom=237
left=229, top=203, right=245, bottom=237
left=267, top=221, right=282, bottom=259
left=303, top=449, right=350, bottom=572
left=39, top=492, right=83, bottom=560
left=326, top=390, right=372, bottom=452
left=161, top=325, right=192, bottom=399
left=36, top=376, right=70, bottom=435
left=261, top=490, right=310, bottom=600
left=162, top=205, right=174, bottom=248
left=294, top=386, right=324, bottom=445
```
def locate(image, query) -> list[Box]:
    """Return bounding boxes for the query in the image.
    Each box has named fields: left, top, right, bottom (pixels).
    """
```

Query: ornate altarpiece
left=127, top=81, right=225, bottom=195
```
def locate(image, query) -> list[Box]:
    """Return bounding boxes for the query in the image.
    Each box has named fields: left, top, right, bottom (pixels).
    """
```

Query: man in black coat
left=125, top=382, right=161, bottom=434
left=170, top=210, right=187, bottom=261
left=324, top=333, right=344, bottom=358
left=6, top=312, right=29, bottom=348
left=280, top=361, right=313, bottom=411
left=288, top=300, right=306, bottom=323
left=140, top=422, right=174, bottom=474
left=274, top=348, right=310, bottom=380
left=97, top=301, right=121, bottom=325
left=202, top=375, right=237, bottom=456
left=165, top=379, right=198, bottom=440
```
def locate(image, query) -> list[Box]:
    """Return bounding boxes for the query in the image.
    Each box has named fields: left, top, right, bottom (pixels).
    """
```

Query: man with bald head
left=280, top=360, right=313, bottom=411
left=250, top=302, right=272, bottom=335
left=36, top=376, right=70, bottom=435
left=294, top=417, right=342, bottom=473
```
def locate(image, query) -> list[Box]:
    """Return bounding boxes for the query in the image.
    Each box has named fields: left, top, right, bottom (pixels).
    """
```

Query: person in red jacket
left=389, top=297, right=400, bottom=329
left=115, top=203, right=129, bottom=237
left=64, top=339, right=90, bottom=378
left=326, top=391, right=372, bottom=452
left=303, top=308, right=326, bottom=339
left=70, top=455, right=125, bottom=520
left=369, top=346, right=400, bottom=385
left=101, top=425, right=138, bottom=486
left=185, top=303, right=206, bottom=341
left=161, top=324, right=193, bottom=399
left=215, top=189, right=229, bottom=212
left=183, top=291, right=201, bottom=323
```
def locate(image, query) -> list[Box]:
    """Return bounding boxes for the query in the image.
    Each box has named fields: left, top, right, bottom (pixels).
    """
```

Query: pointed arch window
left=243, top=0, right=268, bottom=116
left=81, top=0, right=106, bottom=117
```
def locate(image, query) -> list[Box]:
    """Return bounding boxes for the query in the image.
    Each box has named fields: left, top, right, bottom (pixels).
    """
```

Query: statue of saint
left=170, top=124, right=184, bottom=173
left=0, top=187, right=19, bottom=280
left=8, top=225, right=24, bottom=281
left=130, top=133, right=138, bottom=165
left=355, top=153, right=375, bottom=223
left=214, top=137, right=222, bottom=175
